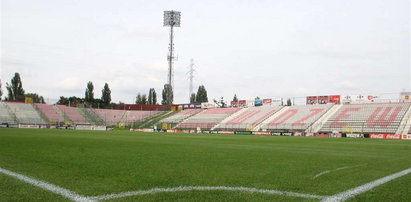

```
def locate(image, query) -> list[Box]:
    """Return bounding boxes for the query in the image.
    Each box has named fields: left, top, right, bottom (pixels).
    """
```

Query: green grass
left=0, top=128, right=410, bottom=201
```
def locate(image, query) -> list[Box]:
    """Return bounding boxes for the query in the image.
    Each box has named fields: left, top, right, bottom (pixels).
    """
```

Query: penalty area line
left=321, top=167, right=411, bottom=202
left=89, top=186, right=325, bottom=201
left=0, top=167, right=93, bottom=202
left=313, top=164, right=367, bottom=179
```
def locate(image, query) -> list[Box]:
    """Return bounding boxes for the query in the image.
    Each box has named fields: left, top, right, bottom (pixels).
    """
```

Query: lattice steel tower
left=163, top=10, right=181, bottom=104
left=187, top=59, right=196, bottom=101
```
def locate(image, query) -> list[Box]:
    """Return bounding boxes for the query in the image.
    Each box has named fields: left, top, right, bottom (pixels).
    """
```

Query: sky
left=1, top=0, right=410, bottom=104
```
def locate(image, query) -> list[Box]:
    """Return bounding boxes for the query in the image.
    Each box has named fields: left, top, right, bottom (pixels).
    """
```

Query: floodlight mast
left=163, top=10, right=181, bottom=104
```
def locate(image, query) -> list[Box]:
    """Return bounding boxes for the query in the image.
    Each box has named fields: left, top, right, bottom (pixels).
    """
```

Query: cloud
left=336, top=80, right=358, bottom=91
left=57, top=77, right=81, bottom=90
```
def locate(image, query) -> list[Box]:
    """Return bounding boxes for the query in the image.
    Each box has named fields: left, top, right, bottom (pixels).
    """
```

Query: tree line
left=1, top=72, right=210, bottom=108
left=1, top=72, right=45, bottom=103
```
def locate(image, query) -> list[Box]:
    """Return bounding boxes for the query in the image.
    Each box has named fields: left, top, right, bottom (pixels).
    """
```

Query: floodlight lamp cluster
left=163, top=11, right=181, bottom=27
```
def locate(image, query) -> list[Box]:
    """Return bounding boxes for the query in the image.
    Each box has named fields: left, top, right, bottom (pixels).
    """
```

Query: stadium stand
left=56, top=105, right=87, bottom=124
left=35, top=103, right=65, bottom=123
left=0, top=102, right=17, bottom=124
left=259, top=104, right=333, bottom=131
left=92, top=109, right=126, bottom=126
left=7, top=103, right=47, bottom=124
left=176, top=108, right=241, bottom=129
left=215, top=106, right=283, bottom=130
left=160, top=109, right=203, bottom=124
left=124, top=110, right=161, bottom=125
left=320, top=102, right=411, bottom=133
left=78, top=108, right=105, bottom=125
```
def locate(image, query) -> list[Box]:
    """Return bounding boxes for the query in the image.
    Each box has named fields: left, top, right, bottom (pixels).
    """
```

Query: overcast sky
left=1, top=0, right=410, bottom=104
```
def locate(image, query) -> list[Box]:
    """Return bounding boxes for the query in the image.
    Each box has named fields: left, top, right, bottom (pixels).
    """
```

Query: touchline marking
left=321, top=167, right=411, bottom=202
left=313, top=164, right=366, bottom=179
left=89, top=186, right=325, bottom=201
left=0, top=167, right=93, bottom=202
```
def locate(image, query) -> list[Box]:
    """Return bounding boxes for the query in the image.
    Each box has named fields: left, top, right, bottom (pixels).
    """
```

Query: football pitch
left=0, top=128, right=410, bottom=202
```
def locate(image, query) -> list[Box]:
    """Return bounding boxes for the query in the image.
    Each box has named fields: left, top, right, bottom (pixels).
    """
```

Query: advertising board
left=294, top=132, right=302, bottom=136
left=401, top=135, right=411, bottom=140
left=252, top=131, right=271, bottom=136
left=76, top=125, right=93, bottom=130
left=329, top=95, right=341, bottom=104
left=369, top=134, right=386, bottom=139
left=330, top=132, right=342, bottom=138
left=239, top=100, right=247, bottom=107
left=316, top=133, right=329, bottom=137
left=385, top=134, right=402, bottom=139
left=346, top=134, right=364, bottom=138
left=19, top=124, right=39, bottom=129
left=236, top=131, right=252, bottom=135
left=201, top=102, right=217, bottom=109
left=318, top=96, right=329, bottom=104
left=263, top=99, right=272, bottom=105
left=254, top=99, right=263, bottom=106
left=306, top=96, right=318, bottom=105
left=370, top=134, right=402, bottom=139
left=218, top=131, right=235, bottom=134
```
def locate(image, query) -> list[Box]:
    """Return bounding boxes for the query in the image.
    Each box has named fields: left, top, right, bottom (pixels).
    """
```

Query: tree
left=101, top=83, right=111, bottom=108
left=56, top=96, right=83, bottom=106
left=152, top=89, right=157, bottom=105
left=6, top=72, right=25, bottom=101
left=85, top=81, right=94, bottom=104
left=190, top=93, right=196, bottom=103
left=233, top=94, right=238, bottom=102
left=148, top=88, right=157, bottom=105
left=141, top=94, right=147, bottom=104
left=57, top=96, right=69, bottom=105
left=136, top=93, right=142, bottom=104
left=93, top=98, right=103, bottom=108
left=287, top=98, right=292, bottom=106
left=161, top=84, right=173, bottom=105
left=195, top=85, right=208, bottom=103
left=25, top=93, right=45, bottom=103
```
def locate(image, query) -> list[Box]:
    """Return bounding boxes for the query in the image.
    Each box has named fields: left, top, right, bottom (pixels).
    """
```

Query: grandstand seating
left=56, top=105, right=87, bottom=124
left=92, top=109, right=126, bottom=126
left=35, top=103, right=65, bottom=123
left=177, top=108, right=241, bottom=129
left=0, top=102, right=16, bottom=124
left=124, top=110, right=161, bottom=125
left=320, top=102, right=411, bottom=133
left=259, top=104, right=333, bottom=131
left=216, top=106, right=282, bottom=130
left=7, top=103, right=47, bottom=124
left=160, top=109, right=203, bottom=124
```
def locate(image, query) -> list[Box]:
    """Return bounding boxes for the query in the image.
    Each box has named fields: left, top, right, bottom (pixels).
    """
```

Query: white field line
left=321, top=167, right=411, bottom=202
left=0, top=167, right=93, bottom=202
left=313, top=164, right=366, bottom=179
left=89, top=186, right=325, bottom=201
left=2, top=165, right=411, bottom=202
